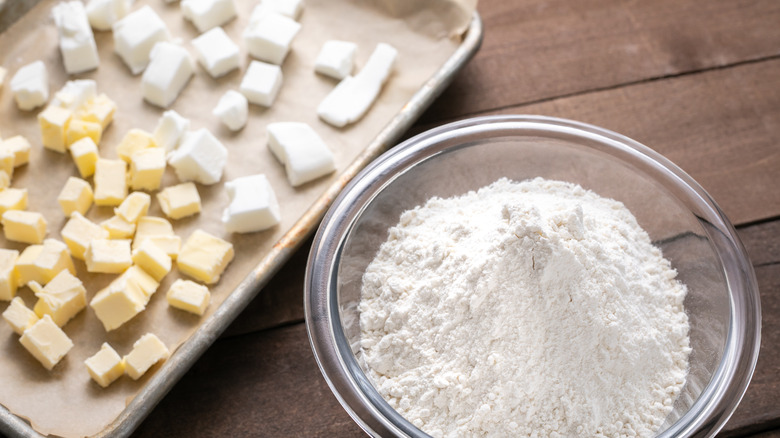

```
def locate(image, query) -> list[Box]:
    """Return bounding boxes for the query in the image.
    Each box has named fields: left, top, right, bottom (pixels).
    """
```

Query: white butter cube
left=32, top=269, right=87, bottom=327
left=85, top=238, right=132, bottom=273
left=52, top=1, right=100, bottom=74
left=112, top=6, right=170, bottom=75
left=115, top=192, right=151, bottom=224
left=177, top=229, right=234, bottom=284
left=267, top=122, right=336, bottom=186
left=61, top=212, right=109, bottom=260
left=213, top=90, right=247, bottom=131
left=3, top=297, right=39, bottom=335
left=142, top=42, right=195, bottom=108
left=222, top=174, right=280, bottom=233
left=315, top=40, right=357, bottom=80
left=166, top=279, right=210, bottom=315
left=86, top=0, right=130, bottom=31
left=58, top=176, right=94, bottom=217
left=243, top=12, right=300, bottom=65
left=124, top=333, right=169, bottom=379
left=181, top=0, right=237, bottom=33
left=50, top=79, right=97, bottom=110
left=0, top=249, right=19, bottom=301
left=167, top=129, right=227, bottom=185
left=85, top=343, right=125, bottom=387
left=153, top=110, right=189, bottom=153
left=191, top=27, right=240, bottom=78
left=318, top=43, right=397, bottom=128
left=157, top=182, right=201, bottom=220
left=256, top=0, right=303, bottom=21
left=94, top=158, right=127, bottom=206
left=239, top=60, right=282, bottom=107
left=10, top=61, right=49, bottom=111
left=129, top=148, right=166, bottom=191
left=19, top=315, right=74, bottom=370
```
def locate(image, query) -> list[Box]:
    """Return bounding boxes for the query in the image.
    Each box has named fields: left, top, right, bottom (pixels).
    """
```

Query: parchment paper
left=0, top=0, right=475, bottom=436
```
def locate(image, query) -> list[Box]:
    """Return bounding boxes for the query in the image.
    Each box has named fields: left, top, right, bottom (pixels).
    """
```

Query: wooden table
left=132, top=0, right=780, bottom=436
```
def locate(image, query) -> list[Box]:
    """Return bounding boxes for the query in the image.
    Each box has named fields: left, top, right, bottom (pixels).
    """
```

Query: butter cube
left=10, top=61, right=48, bottom=111
left=124, top=333, right=169, bottom=379
left=115, top=192, right=151, bottom=223
left=152, top=110, right=189, bottom=153
left=129, top=148, right=166, bottom=191
left=50, top=79, right=96, bottom=110
left=2, top=210, right=47, bottom=244
left=266, top=122, right=335, bottom=186
left=239, top=60, right=282, bottom=107
left=61, top=212, right=109, bottom=260
left=177, top=229, right=234, bottom=284
left=136, top=235, right=180, bottom=260
left=121, top=265, right=159, bottom=301
left=14, top=245, right=43, bottom=285
left=222, top=174, right=280, bottom=233
left=19, top=314, right=74, bottom=370
left=134, top=216, right=173, bottom=240
left=112, top=6, right=170, bottom=75
left=167, top=129, right=227, bottom=185
left=0, top=188, right=28, bottom=215
left=58, top=176, right=94, bottom=217
left=90, top=273, right=146, bottom=331
left=32, top=269, right=86, bottom=327
left=181, top=0, right=237, bottom=33
left=116, top=129, right=157, bottom=163
left=3, top=297, right=39, bottom=335
left=0, top=150, right=13, bottom=182
left=101, top=215, right=136, bottom=239
left=314, top=40, right=357, bottom=80
left=1, top=135, right=31, bottom=167
left=85, top=343, right=125, bottom=387
left=85, top=0, right=131, bottom=31
left=85, top=238, right=132, bottom=273
left=66, top=119, right=102, bottom=147
left=75, top=93, right=116, bottom=130
left=212, top=90, right=247, bottom=131
left=191, top=27, right=240, bottom=78
left=38, top=105, right=73, bottom=153
left=0, top=249, right=19, bottom=300
left=94, top=158, right=127, bottom=206
left=0, top=172, right=8, bottom=191
left=257, top=0, right=304, bottom=20
left=243, top=12, right=300, bottom=65
left=142, top=42, right=195, bottom=108
left=52, top=1, right=100, bottom=74
left=157, top=182, right=201, bottom=220
left=18, top=239, right=76, bottom=285
left=69, top=137, right=99, bottom=178
left=166, top=279, right=210, bottom=315
left=132, top=240, right=171, bottom=281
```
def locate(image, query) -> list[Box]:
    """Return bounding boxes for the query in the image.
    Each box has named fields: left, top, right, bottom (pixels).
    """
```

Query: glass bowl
left=304, top=115, right=761, bottom=437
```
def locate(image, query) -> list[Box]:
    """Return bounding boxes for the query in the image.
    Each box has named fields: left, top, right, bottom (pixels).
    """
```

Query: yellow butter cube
left=132, top=240, right=171, bottom=281
left=115, top=192, right=151, bottom=224
left=61, top=212, right=110, bottom=260
left=0, top=171, right=10, bottom=190
left=0, top=188, right=27, bottom=215
left=101, top=215, right=136, bottom=239
left=2, top=210, right=47, bottom=244
left=1, top=135, right=31, bottom=167
left=121, top=265, right=159, bottom=301
left=19, top=314, right=74, bottom=370
left=124, top=333, right=169, bottom=380
left=85, top=239, right=132, bottom=274
left=14, top=244, right=42, bottom=285
left=75, top=93, right=116, bottom=130
left=166, top=279, right=210, bottom=316
left=116, top=129, right=157, bottom=163
left=134, top=216, right=174, bottom=238
left=157, top=182, right=201, bottom=220
left=90, top=266, right=158, bottom=331
left=66, top=119, right=102, bottom=147
left=85, top=343, right=125, bottom=387
left=177, top=229, right=234, bottom=284
left=32, top=270, right=86, bottom=327
left=94, top=159, right=127, bottom=206
left=0, top=149, right=13, bottom=182
left=57, top=176, right=93, bottom=217
left=19, top=239, right=75, bottom=286
left=136, top=235, right=181, bottom=260
left=0, top=248, right=19, bottom=301
left=2, top=297, right=39, bottom=335
left=129, top=148, right=166, bottom=191
left=69, top=137, right=98, bottom=178
left=38, top=106, right=72, bottom=153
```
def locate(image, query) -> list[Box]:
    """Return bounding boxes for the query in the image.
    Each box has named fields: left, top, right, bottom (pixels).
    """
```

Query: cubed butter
left=134, top=216, right=174, bottom=240
left=124, top=333, right=169, bottom=379
left=0, top=172, right=9, bottom=191
left=191, top=27, right=240, bottom=78
left=0, top=249, right=19, bottom=301
left=0, top=188, right=27, bottom=215
left=136, top=235, right=180, bottom=260
left=61, top=212, right=109, bottom=260
left=86, top=0, right=131, bottom=31
left=19, top=314, right=74, bottom=370
left=101, top=215, right=136, bottom=239
left=167, top=129, right=227, bottom=185
left=115, top=192, right=151, bottom=224
left=129, top=148, right=166, bottom=191
left=212, top=90, right=247, bottom=131
left=84, top=343, right=125, bottom=387
left=75, top=93, right=116, bottom=130
left=18, top=239, right=76, bottom=286
left=116, top=129, right=157, bottom=163
left=66, top=119, right=102, bottom=147
left=38, top=105, right=73, bottom=153
left=243, top=11, right=300, bottom=65
left=166, top=279, right=210, bottom=315
left=177, top=229, right=234, bottom=284
left=57, top=176, right=93, bottom=217
left=85, top=238, right=132, bottom=273
left=50, top=79, right=96, bottom=110
left=1, top=135, right=31, bottom=167
left=120, top=265, right=160, bottom=300
left=94, top=158, right=127, bottom=206
left=52, top=1, right=100, bottom=74
left=69, top=137, right=99, bottom=178
left=239, top=60, right=282, bottom=107
left=0, top=150, right=13, bottom=182
left=2, top=210, right=47, bottom=244
left=222, top=174, right=280, bottom=233
left=10, top=61, right=49, bottom=111
left=142, top=42, right=195, bottom=108
left=112, top=6, right=170, bottom=75
left=314, top=40, right=357, bottom=80
left=157, top=182, right=201, bottom=220
left=258, top=0, right=304, bottom=20
left=90, top=266, right=157, bottom=331
left=152, top=110, right=189, bottom=153
left=14, top=245, right=42, bottom=285
left=132, top=240, right=171, bottom=281
left=181, top=0, right=237, bottom=33
left=2, top=297, right=39, bottom=335
left=32, top=269, right=87, bottom=327
left=266, top=122, right=335, bottom=187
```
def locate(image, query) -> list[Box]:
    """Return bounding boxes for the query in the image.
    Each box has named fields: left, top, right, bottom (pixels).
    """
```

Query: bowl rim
left=304, top=114, right=762, bottom=438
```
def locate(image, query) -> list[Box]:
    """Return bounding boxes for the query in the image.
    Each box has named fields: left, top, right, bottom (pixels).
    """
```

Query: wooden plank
left=421, top=0, right=780, bottom=123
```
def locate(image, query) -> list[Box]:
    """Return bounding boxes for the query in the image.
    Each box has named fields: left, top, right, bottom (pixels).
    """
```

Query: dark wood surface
left=133, top=0, right=780, bottom=436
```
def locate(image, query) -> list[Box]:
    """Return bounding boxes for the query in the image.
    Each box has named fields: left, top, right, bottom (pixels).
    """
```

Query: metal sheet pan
left=0, top=2, right=482, bottom=436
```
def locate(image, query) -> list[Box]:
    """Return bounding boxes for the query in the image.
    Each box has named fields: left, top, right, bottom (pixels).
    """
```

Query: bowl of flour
left=304, top=115, right=761, bottom=438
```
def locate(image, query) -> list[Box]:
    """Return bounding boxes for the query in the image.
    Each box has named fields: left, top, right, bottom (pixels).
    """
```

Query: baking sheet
left=0, top=0, right=481, bottom=436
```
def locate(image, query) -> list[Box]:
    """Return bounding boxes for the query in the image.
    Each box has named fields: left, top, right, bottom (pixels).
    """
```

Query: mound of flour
left=358, top=177, right=691, bottom=437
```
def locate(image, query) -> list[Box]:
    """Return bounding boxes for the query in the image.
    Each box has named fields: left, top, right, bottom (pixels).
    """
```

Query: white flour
left=358, top=178, right=691, bottom=437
